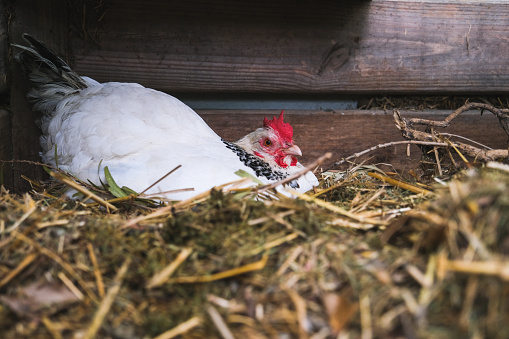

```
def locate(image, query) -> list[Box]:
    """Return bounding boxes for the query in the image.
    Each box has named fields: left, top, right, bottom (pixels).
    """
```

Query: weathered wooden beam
left=197, top=109, right=509, bottom=171
left=0, top=0, right=12, bottom=189
left=0, top=0, right=8, bottom=94
left=70, top=0, right=509, bottom=95
left=0, top=109, right=13, bottom=189
left=8, top=0, right=68, bottom=192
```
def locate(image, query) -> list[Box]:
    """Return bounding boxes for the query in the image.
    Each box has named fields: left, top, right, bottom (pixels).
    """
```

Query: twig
left=276, top=246, right=303, bottom=276
left=393, top=106, right=509, bottom=162
left=139, top=165, right=183, bottom=195
left=329, top=141, right=448, bottom=169
left=0, top=252, right=38, bottom=288
left=50, top=171, right=117, bottom=212
left=41, top=317, right=63, bottom=339
left=294, top=191, right=387, bottom=226
left=439, top=133, right=492, bottom=150
left=207, top=305, right=235, bottom=339
left=140, top=188, right=195, bottom=198
left=433, top=147, right=443, bottom=176
left=152, top=316, right=202, bottom=339
left=284, top=288, right=309, bottom=336
left=121, top=178, right=250, bottom=229
left=410, top=103, right=509, bottom=130
left=437, top=255, right=509, bottom=281
left=58, top=272, right=84, bottom=300
left=166, top=253, right=269, bottom=284
left=146, top=247, right=193, bottom=289
left=82, top=257, right=131, bottom=339
left=248, top=232, right=299, bottom=256
left=367, top=172, right=432, bottom=195
left=350, top=188, right=386, bottom=214
left=4, top=203, right=38, bottom=233
left=360, top=294, right=373, bottom=339
left=87, top=243, right=105, bottom=298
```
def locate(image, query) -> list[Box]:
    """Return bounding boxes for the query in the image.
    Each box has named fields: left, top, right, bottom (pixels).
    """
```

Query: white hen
left=14, top=34, right=318, bottom=200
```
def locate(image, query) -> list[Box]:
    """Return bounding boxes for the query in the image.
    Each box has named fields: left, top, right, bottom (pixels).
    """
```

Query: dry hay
left=0, top=157, right=508, bottom=339
left=1, top=102, right=509, bottom=338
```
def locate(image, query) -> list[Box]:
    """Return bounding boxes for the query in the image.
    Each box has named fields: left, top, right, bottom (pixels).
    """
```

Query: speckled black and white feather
left=222, top=140, right=287, bottom=181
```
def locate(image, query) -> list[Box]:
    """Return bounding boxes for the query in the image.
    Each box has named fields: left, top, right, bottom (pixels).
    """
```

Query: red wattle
left=275, top=155, right=289, bottom=168
left=275, top=154, right=298, bottom=168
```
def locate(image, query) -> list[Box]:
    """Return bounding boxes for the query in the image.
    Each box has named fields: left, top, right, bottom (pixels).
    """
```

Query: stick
left=393, top=108, right=509, bottom=162
left=166, top=253, right=268, bottom=284
left=367, top=172, right=432, bottom=195
left=152, top=316, right=202, bottom=339
left=360, top=294, right=373, bottom=339
left=121, top=178, right=250, bottom=229
left=146, top=247, right=193, bottom=289
left=82, top=257, right=131, bottom=339
left=207, top=305, right=235, bottom=339
left=58, top=272, right=84, bottom=300
left=438, top=256, right=509, bottom=281
left=5, top=204, right=38, bottom=233
left=329, top=141, right=448, bottom=169
left=248, top=232, right=299, bottom=256
left=50, top=171, right=117, bottom=212
left=0, top=252, right=38, bottom=288
left=87, top=243, right=105, bottom=298
left=139, top=165, right=183, bottom=195
left=42, top=317, right=63, bottom=339
left=294, top=191, right=385, bottom=226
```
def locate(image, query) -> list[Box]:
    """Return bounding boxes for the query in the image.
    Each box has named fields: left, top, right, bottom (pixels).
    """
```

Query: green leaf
left=235, top=169, right=263, bottom=185
left=121, top=186, right=139, bottom=196
left=104, top=166, right=127, bottom=198
left=43, top=166, right=53, bottom=175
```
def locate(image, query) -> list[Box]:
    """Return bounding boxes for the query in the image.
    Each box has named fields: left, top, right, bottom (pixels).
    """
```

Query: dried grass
left=1, top=155, right=509, bottom=338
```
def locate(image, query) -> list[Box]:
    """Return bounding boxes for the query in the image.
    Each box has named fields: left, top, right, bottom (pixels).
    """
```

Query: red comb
left=263, top=110, right=293, bottom=141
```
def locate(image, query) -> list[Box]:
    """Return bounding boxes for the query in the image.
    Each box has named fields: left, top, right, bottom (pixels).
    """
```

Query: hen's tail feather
left=13, top=33, right=88, bottom=114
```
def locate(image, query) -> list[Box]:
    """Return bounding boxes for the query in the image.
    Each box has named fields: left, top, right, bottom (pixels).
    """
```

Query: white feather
left=16, top=34, right=319, bottom=200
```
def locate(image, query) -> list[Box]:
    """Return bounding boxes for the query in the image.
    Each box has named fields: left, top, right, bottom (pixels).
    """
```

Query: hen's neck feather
left=222, top=139, right=287, bottom=181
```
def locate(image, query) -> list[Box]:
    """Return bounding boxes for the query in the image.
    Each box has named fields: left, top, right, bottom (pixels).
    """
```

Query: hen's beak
left=283, top=144, right=302, bottom=156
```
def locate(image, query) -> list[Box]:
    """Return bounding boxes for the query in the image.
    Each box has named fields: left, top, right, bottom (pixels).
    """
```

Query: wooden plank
left=197, top=109, right=509, bottom=171
left=0, top=0, right=8, bottom=93
left=0, top=109, right=13, bottom=189
left=70, top=0, right=509, bottom=94
left=8, top=0, right=68, bottom=193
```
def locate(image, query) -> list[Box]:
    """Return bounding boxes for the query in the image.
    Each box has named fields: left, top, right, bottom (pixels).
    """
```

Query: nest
left=1, top=102, right=509, bottom=339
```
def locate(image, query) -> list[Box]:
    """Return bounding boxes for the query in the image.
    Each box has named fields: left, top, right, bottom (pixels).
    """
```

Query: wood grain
left=70, top=0, right=509, bottom=94
left=0, top=109, right=12, bottom=189
left=0, top=0, right=8, bottom=93
left=197, top=109, right=509, bottom=171
left=8, top=0, right=68, bottom=192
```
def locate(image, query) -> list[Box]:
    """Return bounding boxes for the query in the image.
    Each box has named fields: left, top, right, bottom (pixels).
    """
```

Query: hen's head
left=235, top=111, right=302, bottom=168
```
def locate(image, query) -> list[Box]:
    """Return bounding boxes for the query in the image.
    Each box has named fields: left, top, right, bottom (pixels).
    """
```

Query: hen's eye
left=264, top=139, right=272, bottom=146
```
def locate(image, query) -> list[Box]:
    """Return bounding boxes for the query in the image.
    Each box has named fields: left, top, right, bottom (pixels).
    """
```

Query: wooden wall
left=70, top=0, right=509, bottom=95
left=198, top=109, right=509, bottom=171
left=2, top=0, right=509, bottom=192
left=0, top=0, right=10, bottom=187
left=0, top=0, right=8, bottom=94
left=5, top=0, right=68, bottom=192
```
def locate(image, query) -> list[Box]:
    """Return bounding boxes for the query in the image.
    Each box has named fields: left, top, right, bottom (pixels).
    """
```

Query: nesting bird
left=14, top=34, right=318, bottom=200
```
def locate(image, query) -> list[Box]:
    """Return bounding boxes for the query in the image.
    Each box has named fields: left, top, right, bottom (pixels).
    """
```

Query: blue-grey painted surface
left=178, top=93, right=358, bottom=110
